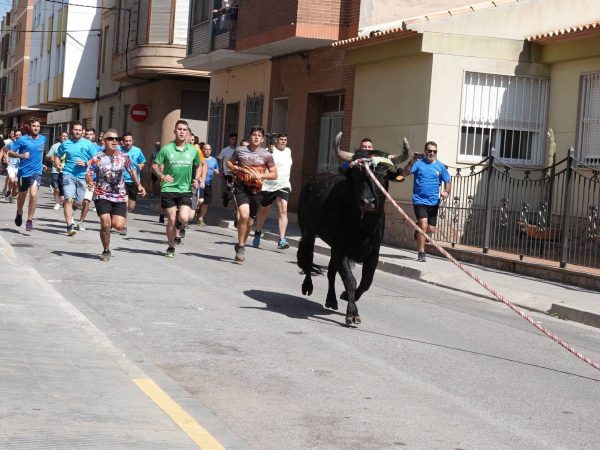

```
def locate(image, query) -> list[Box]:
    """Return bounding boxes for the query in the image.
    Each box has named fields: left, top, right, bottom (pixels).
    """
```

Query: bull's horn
left=389, top=137, right=413, bottom=164
left=332, top=131, right=353, bottom=161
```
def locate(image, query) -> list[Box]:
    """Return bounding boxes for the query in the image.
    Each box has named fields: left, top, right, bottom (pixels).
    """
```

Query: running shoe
left=174, top=236, right=182, bottom=246
left=14, top=212, right=22, bottom=227
left=234, top=244, right=245, bottom=262
left=100, top=250, right=111, bottom=262
left=53, top=203, right=60, bottom=210
left=165, top=247, right=175, bottom=258
left=8, top=195, right=14, bottom=203
left=197, top=219, right=206, bottom=227
left=159, top=214, right=165, bottom=223
left=76, top=223, right=86, bottom=231
left=252, top=231, right=261, bottom=248
left=67, top=224, right=77, bottom=236
left=120, top=227, right=127, bottom=236
left=417, top=252, right=427, bottom=262
left=179, top=226, right=186, bottom=238
left=277, top=237, right=289, bottom=250
left=25, top=220, right=33, bottom=232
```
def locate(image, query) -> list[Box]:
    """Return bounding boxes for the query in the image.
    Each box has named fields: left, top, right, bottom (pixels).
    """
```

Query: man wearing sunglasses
left=86, top=129, right=146, bottom=261
left=402, top=141, right=451, bottom=262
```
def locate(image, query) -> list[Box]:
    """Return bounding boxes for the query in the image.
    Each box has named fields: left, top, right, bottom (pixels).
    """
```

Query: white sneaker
left=53, top=203, right=60, bottom=210
left=77, top=223, right=86, bottom=231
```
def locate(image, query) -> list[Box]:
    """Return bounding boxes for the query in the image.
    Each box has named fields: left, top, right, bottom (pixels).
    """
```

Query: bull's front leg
left=338, top=256, right=359, bottom=324
left=325, top=256, right=340, bottom=310
left=355, top=248, right=380, bottom=302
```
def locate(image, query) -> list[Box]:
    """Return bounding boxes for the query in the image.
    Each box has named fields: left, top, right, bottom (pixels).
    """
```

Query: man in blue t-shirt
left=196, top=143, right=220, bottom=226
left=402, top=141, right=451, bottom=262
left=55, top=121, right=98, bottom=236
left=7, top=118, right=47, bottom=232
left=122, top=132, right=146, bottom=211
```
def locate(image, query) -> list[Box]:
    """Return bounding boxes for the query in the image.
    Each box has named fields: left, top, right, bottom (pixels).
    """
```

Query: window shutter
left=149, top=1, right=171, bottom=44
left=173, top=0, right=190, bottom=45
left=578, top=73, right=600, bottom=165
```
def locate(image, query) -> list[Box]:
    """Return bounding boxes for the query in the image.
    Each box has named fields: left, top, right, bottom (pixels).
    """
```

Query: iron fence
left=436, top=149, right=600, bottom=269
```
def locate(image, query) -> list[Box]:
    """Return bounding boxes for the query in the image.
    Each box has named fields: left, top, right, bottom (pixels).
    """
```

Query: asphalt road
left=2, top=191, right=600, bottom=449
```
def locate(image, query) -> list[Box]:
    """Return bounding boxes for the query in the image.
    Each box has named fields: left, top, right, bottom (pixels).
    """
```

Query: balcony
left=183, top=9, right=267, bottom=72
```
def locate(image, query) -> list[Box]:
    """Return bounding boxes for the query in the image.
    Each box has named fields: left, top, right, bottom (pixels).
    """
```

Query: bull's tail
left=297, top=232, right=323, bottom=276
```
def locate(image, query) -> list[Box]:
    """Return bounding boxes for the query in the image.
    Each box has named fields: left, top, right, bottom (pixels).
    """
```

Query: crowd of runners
left=0, top=118, right=295, bottom=262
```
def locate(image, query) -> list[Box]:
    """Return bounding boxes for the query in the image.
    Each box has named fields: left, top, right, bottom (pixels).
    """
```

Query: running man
left=78, top=127, right=103, bottom=229
left=252, top=133, right=293, bottom=250
left=3, top=130, right=22, bottom=202
left=152, top=120, right=203, bottom=257
left=46, top=131, right=69, bottom=210
left=227, top=126, right=277, bottom=262
left=196, top=143, right=219, bottom=226
left=402, top=141, right=451, bottom=262
left=55, top=122, right=99, bottom=236
left=218, top=133, right=237, bottom=207
left=7, top=118, right=47, bottom=231
left=120, top=132, right=146, bottom=235
left=86, top=129, right=146, bottom=261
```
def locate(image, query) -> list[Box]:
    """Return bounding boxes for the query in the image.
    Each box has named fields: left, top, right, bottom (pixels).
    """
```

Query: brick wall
left=269, top=45, right=348, bottom=210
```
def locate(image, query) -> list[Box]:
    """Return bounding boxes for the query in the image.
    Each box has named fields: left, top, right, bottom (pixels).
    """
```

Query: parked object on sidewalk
left=297, top=132, right=409, bottom=325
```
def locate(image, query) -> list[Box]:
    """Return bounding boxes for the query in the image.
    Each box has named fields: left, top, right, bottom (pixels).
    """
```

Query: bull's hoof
left=353, top=315, right=361, bottom=324
left=302, top=282, right=313, bottom=296
left=345, top=315, right=353, bottom=325
left=325, top=297, right=338, bottom=310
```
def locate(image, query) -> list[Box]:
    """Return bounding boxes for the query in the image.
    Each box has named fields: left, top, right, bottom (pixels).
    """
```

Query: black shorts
left=198, top=185, right=212, bottom=204
left=95, top=199, right=127, bottom=217
left=261, top=188, right=290, bottom=207
left=414, top=204, right=439, bottom=226
left=18, top=173, right=42, bottom=192
left=125, top=183, right=138, bottom=201
left=233, top=185, right=262, bottom=219
left=161, top=192, right=193, bottom=209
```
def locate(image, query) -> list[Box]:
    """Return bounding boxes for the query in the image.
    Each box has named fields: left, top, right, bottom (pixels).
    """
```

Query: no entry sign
left=130, top=104, right=149, bottom=122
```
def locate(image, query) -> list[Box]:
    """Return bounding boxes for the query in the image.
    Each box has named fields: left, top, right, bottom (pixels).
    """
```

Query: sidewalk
left=201, top=204, right=600, bottom=329
left=0, top=225, right=246, bottom=449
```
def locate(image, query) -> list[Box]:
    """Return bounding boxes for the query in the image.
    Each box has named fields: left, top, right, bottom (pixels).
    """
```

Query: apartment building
left=28, top=0, right=101, bottom=137
left=0, top=12, right=11, bottom=130
left=95, top=0, right=209, bottom=164
left=3, top=0, right=42, bottom=131
left=183, top=0, right=474, bottom=210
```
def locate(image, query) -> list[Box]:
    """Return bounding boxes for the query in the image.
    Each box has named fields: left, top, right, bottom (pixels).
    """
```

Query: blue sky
left=0, top=4, right=11, bottom=20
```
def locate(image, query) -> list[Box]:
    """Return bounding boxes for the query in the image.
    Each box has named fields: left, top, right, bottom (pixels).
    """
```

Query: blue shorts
left=62, top=174, right=87, bottom=204
left=18, top=173, right=42, bottom=192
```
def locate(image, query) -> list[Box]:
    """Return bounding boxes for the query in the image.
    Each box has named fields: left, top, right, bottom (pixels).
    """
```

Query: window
left=577, top=73, right=600, bottom=166
left=207, top=99, right=224, bottom=151
left=122, top=104, right=130, bottom=135
left=271, top=98, right=289, bottom=134
left=459, top=72, right=549, bottom=165
left=318, top=93, right=344, bottom=173
left=101, top=26, right=109, bottom=73
left=192, top=0, right=211, bottom=25
left=114, top=0, right=122, bottom=53
left=244, top=93, right=263, bottom=138
left=136, top=0, right=148, bottom=45
left=108, top=106, right=115, bottom=128
left=47, top=16, right=53, bottom=50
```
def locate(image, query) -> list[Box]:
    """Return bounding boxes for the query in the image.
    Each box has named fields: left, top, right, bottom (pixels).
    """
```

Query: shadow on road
left=182, top=251, right=238, bottom=264
left=242, top=289, right=346, bottom=326
left=113, top=246, right=164, bottom=256
left=0, top=227, right=25, bottom=235
left=123, top=236, right=166, bottom=245
left=51, top=250, right=99, bottom=259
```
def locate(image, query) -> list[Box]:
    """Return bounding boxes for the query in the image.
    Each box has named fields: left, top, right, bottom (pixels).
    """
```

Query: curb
left=550, top=303, right=600, bottom=329
left=207, top=218, right=561, bottom=320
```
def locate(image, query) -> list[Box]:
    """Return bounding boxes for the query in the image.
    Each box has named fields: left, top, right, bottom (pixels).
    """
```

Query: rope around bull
left=359, top=160, right=600, bottom=373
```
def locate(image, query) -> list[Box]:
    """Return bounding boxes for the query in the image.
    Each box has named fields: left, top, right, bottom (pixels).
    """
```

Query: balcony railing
left=211, top=7, right=237, bottom=51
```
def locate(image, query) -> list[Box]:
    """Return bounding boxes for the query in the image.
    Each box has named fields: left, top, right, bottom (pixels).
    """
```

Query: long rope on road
left=361, top=162, right=600, bottom=373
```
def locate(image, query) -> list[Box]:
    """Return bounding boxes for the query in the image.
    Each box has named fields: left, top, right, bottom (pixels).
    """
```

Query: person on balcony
left=213, top=0, right=238, bottom=32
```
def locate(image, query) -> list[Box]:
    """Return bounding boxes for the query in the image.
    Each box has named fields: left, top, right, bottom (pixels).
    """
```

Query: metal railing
left=436, top=148, right=600, bottom=269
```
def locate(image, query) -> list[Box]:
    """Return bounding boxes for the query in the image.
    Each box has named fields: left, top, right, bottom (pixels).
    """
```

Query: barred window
left=459, top=72, right=549, bottom=165
left=244, top=93, right=263, bottom=138
left=577, top=73, right=600, bottom=166
left=208, top=98, right=224, bottom=151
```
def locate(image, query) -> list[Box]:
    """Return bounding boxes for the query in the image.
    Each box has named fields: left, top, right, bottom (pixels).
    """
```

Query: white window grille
left=459, top=72, right=549, bottom=165
left=577, top=73, right=600, bottom=166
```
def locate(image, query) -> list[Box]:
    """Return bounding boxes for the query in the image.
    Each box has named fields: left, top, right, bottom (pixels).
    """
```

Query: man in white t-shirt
left=217, top=133, right=237, bottom=207
left=252, top=133, right=293, bottom=250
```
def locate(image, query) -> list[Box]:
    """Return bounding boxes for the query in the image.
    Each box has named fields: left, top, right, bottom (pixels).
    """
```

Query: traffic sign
left=130, top=104, right=149, bottom=122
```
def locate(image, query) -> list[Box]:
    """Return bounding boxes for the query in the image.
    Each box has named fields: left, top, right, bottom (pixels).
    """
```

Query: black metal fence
left=436, top=149, right=600, bottom=269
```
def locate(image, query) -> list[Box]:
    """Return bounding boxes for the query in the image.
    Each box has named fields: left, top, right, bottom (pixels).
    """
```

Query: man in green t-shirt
left=152, top=120, right=203, bottom=257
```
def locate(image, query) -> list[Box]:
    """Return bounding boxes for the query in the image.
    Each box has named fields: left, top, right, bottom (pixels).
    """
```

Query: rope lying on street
left=363, top=163, right=600, bottom=373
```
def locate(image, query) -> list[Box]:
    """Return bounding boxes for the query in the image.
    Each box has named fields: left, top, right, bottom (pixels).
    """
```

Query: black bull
left=297, top=150, right=403, bottom=325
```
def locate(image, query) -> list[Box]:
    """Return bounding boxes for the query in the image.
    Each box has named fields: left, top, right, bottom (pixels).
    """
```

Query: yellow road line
left=133, top=378, right=227, bottom=450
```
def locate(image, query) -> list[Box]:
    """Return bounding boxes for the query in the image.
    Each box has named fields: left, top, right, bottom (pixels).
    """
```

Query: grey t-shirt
left=230, top=146, right=275, bottom=170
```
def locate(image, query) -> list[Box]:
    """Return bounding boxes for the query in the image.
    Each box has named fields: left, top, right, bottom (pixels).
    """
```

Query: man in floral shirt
left=86, top=128, right=146, bottom=261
